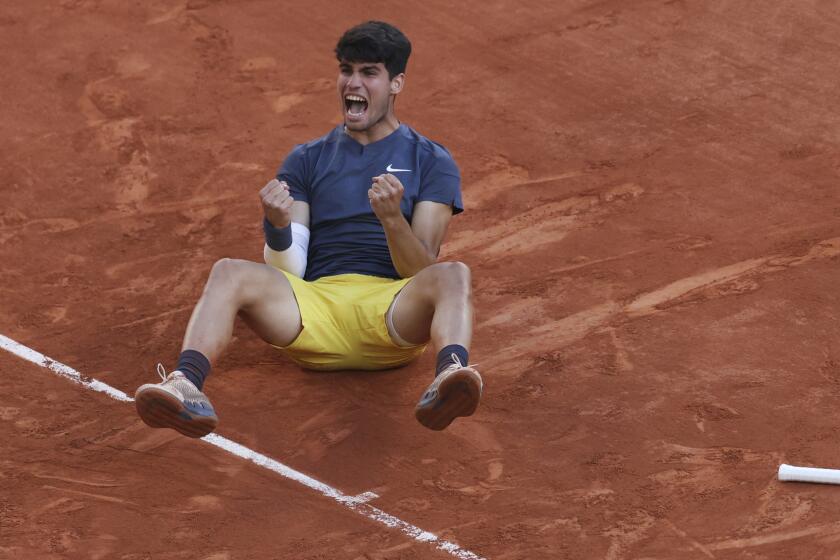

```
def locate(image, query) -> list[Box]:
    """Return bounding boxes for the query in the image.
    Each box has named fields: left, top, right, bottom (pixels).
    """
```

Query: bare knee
left=207, top=258, right=296, bottom=308
left=441, top=261, right=471, bottom=291
left=208, top=257, right=244, bottom=282
left=424, top=261, right=472, bottom=300
left=204, top=258, right=251, bottom=299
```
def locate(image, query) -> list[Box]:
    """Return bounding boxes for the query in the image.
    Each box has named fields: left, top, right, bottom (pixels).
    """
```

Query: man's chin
left=343, top=118, right=368, bottom=131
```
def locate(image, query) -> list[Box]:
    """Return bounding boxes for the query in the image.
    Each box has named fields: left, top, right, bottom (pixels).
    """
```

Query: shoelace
left=440, top=353, right=479, bottom=377
left=439, top=354, right=464, bottom=377
left=156, top=363, right=168, bottom=382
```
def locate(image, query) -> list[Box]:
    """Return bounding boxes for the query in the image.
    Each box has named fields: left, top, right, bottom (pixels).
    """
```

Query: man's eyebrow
left=339, top=62, right=381, bottom=72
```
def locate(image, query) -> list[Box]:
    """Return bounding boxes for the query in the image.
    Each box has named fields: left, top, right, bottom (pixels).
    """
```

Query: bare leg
left=136, top=258, right=302, bottom=438
left=389, top=262, right=480, bottom=430
left=388, top=260, right=473, bottom=352
left=181, top=258, right=303, bottom=362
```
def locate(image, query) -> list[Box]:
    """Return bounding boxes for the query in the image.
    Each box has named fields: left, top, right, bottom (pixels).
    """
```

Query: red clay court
left=3, top=1, right=840, bottom=558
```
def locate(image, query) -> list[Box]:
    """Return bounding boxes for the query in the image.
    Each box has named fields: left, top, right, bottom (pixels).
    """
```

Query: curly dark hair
left=335, top=21, right=412, bottom=79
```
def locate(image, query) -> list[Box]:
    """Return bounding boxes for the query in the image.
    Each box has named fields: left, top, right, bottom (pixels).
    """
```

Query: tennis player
left=135, top=20, right=482, bottom=436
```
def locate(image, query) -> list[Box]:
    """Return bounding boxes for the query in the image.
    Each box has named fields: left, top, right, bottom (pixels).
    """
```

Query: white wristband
left=264, top=222, right=310, bottom=278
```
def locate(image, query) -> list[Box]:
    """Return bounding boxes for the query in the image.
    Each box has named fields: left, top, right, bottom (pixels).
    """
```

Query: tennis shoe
left=135, top=364, right=218, bottom=438
left=415, top=355, right=483, bottom=431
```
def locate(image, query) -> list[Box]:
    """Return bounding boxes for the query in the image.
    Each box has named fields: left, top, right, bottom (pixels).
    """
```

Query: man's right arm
left=260, top=179, right=311, bottom=277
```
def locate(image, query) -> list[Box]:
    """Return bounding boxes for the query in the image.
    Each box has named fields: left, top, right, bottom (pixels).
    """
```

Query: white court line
left=0, top=333, right=486, bottom=560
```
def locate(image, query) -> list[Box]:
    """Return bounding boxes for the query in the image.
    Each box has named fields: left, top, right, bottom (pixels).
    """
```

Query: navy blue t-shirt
left=277, top=124, right=463, bottom=281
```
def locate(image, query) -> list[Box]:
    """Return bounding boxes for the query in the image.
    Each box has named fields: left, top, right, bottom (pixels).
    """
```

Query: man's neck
left=345, top=113, right=401, bottom=145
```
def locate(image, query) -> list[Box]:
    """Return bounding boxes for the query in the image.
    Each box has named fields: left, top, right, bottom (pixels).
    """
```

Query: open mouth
left=344, top=94, right=368, bottom=118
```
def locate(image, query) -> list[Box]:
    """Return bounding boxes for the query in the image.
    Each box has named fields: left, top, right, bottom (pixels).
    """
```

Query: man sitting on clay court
left=134, top=20, right=482, bottom=436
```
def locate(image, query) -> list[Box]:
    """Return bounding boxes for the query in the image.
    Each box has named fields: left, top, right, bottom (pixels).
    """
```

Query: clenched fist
left=260, top=179, right=294, bottom=228
left=368, top=173, right=404, bottom=223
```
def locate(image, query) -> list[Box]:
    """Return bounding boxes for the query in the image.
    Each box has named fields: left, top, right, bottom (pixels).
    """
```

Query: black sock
left=436, top=344, right=469, bottom=377
left=177, top=349, right=211, bottom=390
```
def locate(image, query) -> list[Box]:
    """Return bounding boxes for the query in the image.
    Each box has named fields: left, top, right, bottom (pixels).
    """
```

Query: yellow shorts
left=274, top=272, right=426, bottom=370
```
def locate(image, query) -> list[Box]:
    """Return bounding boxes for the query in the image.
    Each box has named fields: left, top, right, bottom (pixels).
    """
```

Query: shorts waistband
left=312, top=273, right=401, bottom=285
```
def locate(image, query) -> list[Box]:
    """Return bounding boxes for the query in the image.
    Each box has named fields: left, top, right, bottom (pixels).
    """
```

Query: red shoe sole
left=134, top=386, right=218, bottom=439
left=415, top=370, right=482, bottom=431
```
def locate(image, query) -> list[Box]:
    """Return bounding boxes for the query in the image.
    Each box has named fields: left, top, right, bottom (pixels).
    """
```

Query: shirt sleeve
left=418, top=144, right=464, bottom=215
left=276, top=144, right=310, bottom=203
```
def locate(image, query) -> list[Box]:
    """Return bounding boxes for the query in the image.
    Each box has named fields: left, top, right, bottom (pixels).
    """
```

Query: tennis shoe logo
left=386, top=163, right=412, bottom=173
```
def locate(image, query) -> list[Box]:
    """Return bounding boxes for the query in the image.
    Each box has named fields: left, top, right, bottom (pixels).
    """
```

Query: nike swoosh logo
left=386, top=164, right=412, bottom=173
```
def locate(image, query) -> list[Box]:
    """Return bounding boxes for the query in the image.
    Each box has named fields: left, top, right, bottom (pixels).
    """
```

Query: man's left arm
left=369, top=173, right=453, bottom=278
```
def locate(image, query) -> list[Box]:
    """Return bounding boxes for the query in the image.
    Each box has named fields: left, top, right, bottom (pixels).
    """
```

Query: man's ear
left=390, top=73, right=405, bottom=94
